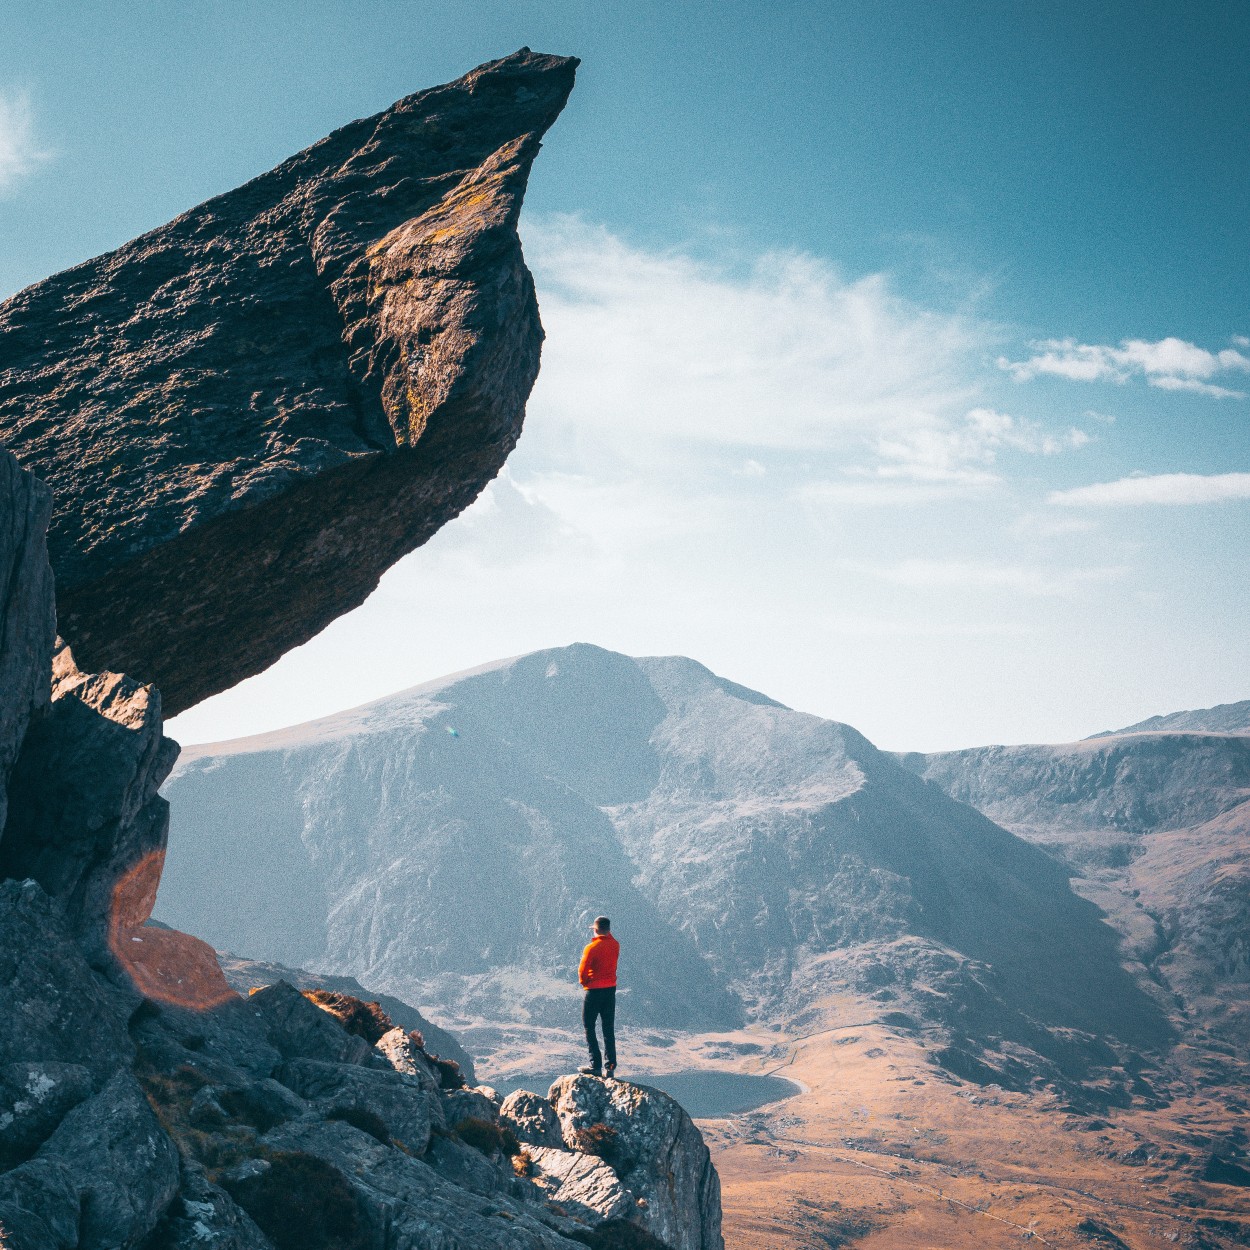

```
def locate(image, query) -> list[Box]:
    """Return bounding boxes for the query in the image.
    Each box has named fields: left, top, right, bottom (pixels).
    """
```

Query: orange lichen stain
left=108, top=851, right=236, bottom=1010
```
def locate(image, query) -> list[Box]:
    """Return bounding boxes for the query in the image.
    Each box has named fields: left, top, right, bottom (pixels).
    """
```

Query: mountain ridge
left=1090, top=697, right=1250, bottom=739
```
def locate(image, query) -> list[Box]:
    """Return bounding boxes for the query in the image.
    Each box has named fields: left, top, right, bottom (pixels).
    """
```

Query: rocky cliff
left=0, top=53, right=732, bottom=1250
left=0, top=460, right=719, bottom=1250
left=159, top=643, right=1172, bottom=1100
left=0, top=48, right=576, bottom=715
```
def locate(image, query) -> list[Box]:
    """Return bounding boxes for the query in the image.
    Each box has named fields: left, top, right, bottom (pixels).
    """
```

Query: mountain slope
left=903, top=730, right=1250, bottom=1048
left=158, top=644, right=1171, bottom=1095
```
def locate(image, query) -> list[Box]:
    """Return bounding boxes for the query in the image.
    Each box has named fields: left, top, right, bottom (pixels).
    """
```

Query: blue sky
left=3, top=1, right=1247, bottom=749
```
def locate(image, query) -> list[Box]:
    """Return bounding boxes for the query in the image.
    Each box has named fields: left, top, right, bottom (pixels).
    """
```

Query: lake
left=488, top=1069, right=801, bottom=1118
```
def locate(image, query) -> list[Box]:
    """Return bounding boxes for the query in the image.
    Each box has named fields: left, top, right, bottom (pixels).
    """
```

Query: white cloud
left=1148, top=375, right=1245, bottom=399
left=524, top=216, right=1090, bottom=495
left=0, top=89, right=49, bottom=192
left=1049, top=472, right=1250, bottom=507
left=843, top=557, right=1125, bottom=598
left=1000, top=335, right=1250, bottom=398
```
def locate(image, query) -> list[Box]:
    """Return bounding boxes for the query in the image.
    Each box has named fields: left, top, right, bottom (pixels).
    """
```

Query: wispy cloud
left=525, top=216, right=1090, bottom=499
left=1000, top=336, right=1250, bottom=398
left=1049, top=471, right=1250, bottom=507
left=843, top=557, right=1125, bottom=598
left=0, top=88, right=50, bottom=193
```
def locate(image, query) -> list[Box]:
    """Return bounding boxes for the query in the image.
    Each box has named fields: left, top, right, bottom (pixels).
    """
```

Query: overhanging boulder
left=0, top=49, right=577, bottom=714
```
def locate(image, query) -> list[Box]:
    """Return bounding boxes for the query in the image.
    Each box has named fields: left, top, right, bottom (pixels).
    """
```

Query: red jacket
left=578, top=933, right=619, bottom=989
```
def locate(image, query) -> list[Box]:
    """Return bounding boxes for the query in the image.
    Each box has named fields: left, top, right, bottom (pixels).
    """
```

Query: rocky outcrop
left=249, top=980, right=375, bottom=1066
left=0, top=879, right=722, bottom=1250
left=0, top=879, right=173, bottom=1248
left=0, top=640, right=178, bottom=959
left=0, top=51, right=731, bottom=1250
left=35, top=1069, right=182, bottom=1250
left=526, top=1144, right=636, bottom=1224
left=548, top=1074, right=724, bottom=1250
left=501, top=1088, right=564, bottom=1148
left=0, top=878, right=133, bottom=1082
left=0, top=49, right=577, bottom=714
left=0, top=1062, right=93, bottom=1171
left=218, top=951, right=476, bottom=1081
left=0, top=451, right=54, bottom=834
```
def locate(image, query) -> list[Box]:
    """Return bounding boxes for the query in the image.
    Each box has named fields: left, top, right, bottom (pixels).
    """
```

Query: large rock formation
left=0, top=454, right=720, bottom=1248
left=0, top=48, right=577, bottom=714
left=0, top=640, right=178, bottom=961
left=217, top=951, right=477, bottom=1082
left=0, top=452, right=54, bottom=833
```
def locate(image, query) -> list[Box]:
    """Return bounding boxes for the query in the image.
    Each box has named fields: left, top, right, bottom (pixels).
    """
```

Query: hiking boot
left=604, top=1062, right=617, bottom=1079
left=578, top=1065, right=602, bottom=1077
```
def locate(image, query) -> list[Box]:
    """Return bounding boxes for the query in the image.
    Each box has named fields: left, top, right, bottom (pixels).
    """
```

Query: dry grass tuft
left=456, top=1116, right=521, bottom=1157
left=302, top=989, right=393, bottom=1044
left=430, top=1054, right=467, bottom=1090
left=575, top=1122, right=624, bottom=1170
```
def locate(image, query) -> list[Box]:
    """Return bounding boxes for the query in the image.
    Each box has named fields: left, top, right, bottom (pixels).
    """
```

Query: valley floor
left=466, top=999, right=1250, bottom=1249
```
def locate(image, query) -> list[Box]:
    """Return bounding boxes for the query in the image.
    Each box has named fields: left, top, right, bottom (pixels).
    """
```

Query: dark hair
left=594, top=916, right=611, bottom=932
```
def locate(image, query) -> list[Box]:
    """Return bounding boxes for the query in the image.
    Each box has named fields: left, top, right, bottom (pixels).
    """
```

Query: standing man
left=578, top=916, right=619, bottom=1078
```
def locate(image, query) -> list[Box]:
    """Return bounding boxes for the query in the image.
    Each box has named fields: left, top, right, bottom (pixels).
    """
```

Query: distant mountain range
left=1090, top=698, right=1250, bottom=738
left=157, top=645, right=1188, bottom=1102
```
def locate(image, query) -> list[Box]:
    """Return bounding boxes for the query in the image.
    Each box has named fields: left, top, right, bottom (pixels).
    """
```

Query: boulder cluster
left=1, top=932, right=724, bottom=1250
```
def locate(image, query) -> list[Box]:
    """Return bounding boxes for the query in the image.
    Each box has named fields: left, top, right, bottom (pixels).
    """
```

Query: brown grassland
left=696, top=1000, right=1250, bottom=1249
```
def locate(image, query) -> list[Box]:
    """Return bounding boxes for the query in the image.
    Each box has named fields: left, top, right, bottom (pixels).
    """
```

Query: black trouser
left=583, top=986, right=616, bottom=1069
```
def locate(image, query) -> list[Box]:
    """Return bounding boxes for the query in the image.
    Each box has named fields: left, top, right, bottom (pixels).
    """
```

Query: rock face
left=0, top=451, right=54, bottom=834
left=1, top=640, right=178, bottom=959
left=501, top=1089, right=564, bottom=1149
left=0, top=877, right=134, bottom=1082
left=35, top=1069, right=182, bottom=1250
left=0, top=52, right=710, bottom=1250
left=0, top=49, right=577, bottom=715
left=160, top=643, right=1170, bottom=1096
left=903, top=730, right=1250, bottom=1049
left=548, top=1074, right=724, bottom=1250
